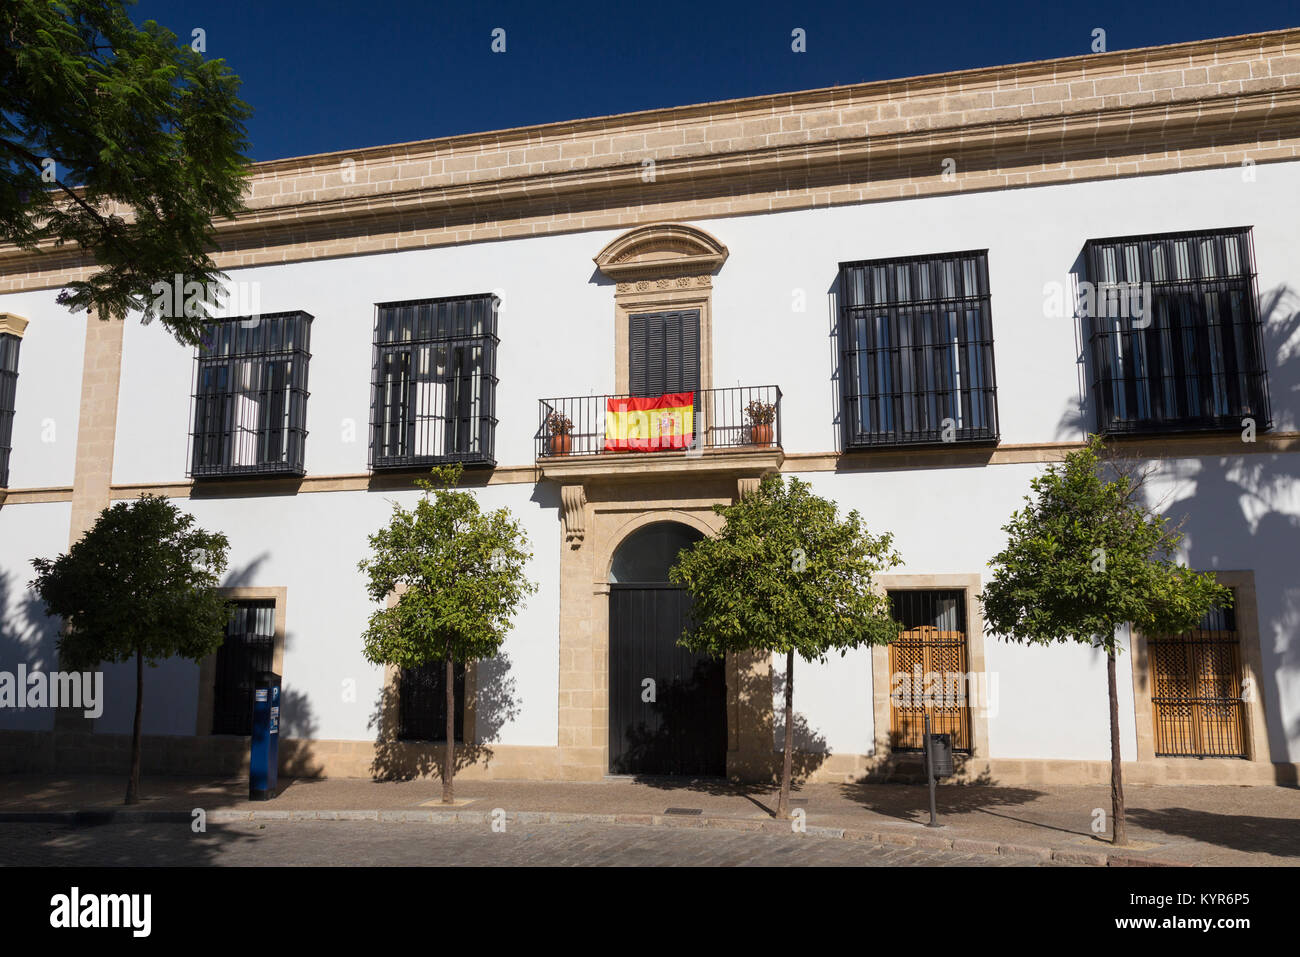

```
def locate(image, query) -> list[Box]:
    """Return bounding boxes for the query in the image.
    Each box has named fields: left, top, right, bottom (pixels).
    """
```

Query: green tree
left=359, top=466, right=537, bottom=804
left=980, top=435, right=1230, bottom=845
left=1, top=0, right=252, bottom=344
left=30, top=495, right=231, bottom=804
left=670, top=474, right=901, bottom=818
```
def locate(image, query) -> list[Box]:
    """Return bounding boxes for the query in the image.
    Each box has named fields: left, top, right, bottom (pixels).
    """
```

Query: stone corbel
left=736, top=477, right=761, bottom=501
left=561, top=484, right=587, bottom=548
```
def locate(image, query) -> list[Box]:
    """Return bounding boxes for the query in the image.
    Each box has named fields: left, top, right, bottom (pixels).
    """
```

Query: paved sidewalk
left=0, top=774, right=1295, bottom=866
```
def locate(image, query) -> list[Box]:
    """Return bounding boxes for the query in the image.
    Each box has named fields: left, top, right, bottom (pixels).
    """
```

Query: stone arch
left=593, top=223, right=729, bottom=282
left=599, top=508, right=720, bottom=584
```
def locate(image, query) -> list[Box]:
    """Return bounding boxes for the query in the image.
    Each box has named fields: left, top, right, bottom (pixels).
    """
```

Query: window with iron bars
left=838, top=251, right=999, bottom=449
left=189, top=312, right=312, bottom=478
left=0, top=333, right=18, bottom=487
left=1148, top=595, right=1248, bottom=758
left=370, top=294, right=498, bottom=470
left=212, top=600, right=276, bottom=736
left=1083, top=227, right=1271, bottom=436
left=398, top=660, right=465, bottom=742
left=887, top=589, right=972, bottom=753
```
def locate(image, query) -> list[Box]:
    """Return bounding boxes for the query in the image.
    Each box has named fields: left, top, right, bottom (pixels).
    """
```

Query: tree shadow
left=1058, top=278, right=1300, bottom=768
left=836, top=776, right=1048, bottom=825
left=0, top=567, right=60, bottom=746
left=1126, top=806, right=1300, bottom=858
left=278, top=684, right=322, bottom=780
left=367, top=652, right=521, bottom=782
left=628, top=654, right=832, bottom=811
left=617, top=656, right=727, bottom=781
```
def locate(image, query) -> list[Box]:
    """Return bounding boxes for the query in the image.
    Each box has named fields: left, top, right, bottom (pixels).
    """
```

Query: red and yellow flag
left=604, top=392, right=695, bottom=451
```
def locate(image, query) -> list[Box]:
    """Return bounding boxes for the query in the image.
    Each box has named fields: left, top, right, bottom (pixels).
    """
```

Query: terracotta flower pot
left=548, top=433, right=573, bottom=456
left=750, top=423, right=774, bottom=446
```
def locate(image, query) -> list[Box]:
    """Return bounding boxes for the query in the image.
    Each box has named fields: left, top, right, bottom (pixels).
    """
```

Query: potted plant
left=544, top=411, right=574, bottom=456
left=745, top=400, right=776, bottom=446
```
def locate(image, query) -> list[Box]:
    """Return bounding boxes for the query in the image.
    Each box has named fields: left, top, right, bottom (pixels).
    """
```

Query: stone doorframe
left=196, top=586, right=288, bottom=736
left=1129, top=569, right=1272, bottom=771
left=869, top=573, right=992, bottom=779
left=553, top=474, right=775, bottom=781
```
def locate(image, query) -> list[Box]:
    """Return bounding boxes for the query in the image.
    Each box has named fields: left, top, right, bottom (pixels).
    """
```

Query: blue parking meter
left=250, top=671, right=281, bottom=800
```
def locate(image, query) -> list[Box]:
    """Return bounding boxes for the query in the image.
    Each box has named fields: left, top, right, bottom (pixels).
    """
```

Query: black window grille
left=887, top=589, right=972, bottom=753
left=212, top=600, right=276, bottom=736
left=0, top=333, right=18, bottom=487
left=839, top=251, right=999, bottom=449
left=398, top=660, right=465, bottom=742
left=370, top=294, right=498, bottom=470
left=1083, top=227, right=1271, bottom=435
left=1148, top=595, right=1247, bottom=758
left=189, top=312, right=312, bottom=478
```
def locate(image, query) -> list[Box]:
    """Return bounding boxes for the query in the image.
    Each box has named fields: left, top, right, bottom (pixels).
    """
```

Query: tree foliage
left=980, top=435, right=1230, bottom=650
left=30, top=494, right=231, bottom=804
left=359, top=465, right=537, bottom=671
left=979, top=434, right=1230, bottom=845
left=1, top=0, right=252, bottom=343
left=669, top=474, right=902, bottom=660
left=30, top=494, right=232, bottom=669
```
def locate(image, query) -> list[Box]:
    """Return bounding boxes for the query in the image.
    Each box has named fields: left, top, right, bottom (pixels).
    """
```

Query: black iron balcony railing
left=536, top=385, right=782, bottom=458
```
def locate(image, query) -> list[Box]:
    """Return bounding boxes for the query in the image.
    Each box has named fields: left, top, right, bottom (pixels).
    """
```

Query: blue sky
left=131, top=0, right=1299, bottom=161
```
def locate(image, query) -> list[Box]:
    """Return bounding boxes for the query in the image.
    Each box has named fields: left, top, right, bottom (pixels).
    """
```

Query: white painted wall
left=97, top=482, right=563, bottom=744
left=0, top=501, right=72, bottom=731
left=2, top=158, right=1298, bottom=763
left=0, top=290, right=85, bottom=489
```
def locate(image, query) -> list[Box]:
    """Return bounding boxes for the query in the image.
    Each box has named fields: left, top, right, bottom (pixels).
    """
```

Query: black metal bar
left=535, top=385, right=783, bottom=458
left=188, top=312, right=313, bottom=479
left=837, top=250, right=1000, bottom=450
left=1082, top=227, right=1270, bottom=436
left=924, top=712, right=939, bottom=827
left=369, top=294, right=499, bottom=471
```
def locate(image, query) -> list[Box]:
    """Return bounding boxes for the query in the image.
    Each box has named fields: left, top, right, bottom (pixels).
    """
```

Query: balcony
left=535, top=385, right=783, bottom=482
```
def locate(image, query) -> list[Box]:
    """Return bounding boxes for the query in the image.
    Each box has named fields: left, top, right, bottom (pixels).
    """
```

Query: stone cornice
left=0, top=313, right=29, bottom=337
left=2, top=28, right=1298, bottom=287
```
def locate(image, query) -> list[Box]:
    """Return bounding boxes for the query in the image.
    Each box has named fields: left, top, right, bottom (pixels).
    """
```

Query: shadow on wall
left=278, top=684, right=323, bottom=779
left=366, top=653, right=521, bottom=782
left=1059, top=283, right=1300, bottom=770
left=627, top=654, right=830, bottom=797
left=0, top=568, right=59, bottom=733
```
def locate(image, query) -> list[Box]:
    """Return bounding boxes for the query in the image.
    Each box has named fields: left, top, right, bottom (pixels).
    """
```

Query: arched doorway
left=607, top=521, right=726, bottom=776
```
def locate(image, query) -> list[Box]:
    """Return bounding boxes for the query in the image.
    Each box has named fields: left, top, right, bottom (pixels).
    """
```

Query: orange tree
left=980, top=435, right=1229, bottom=845
left=670, top=474, right=900, bottom=817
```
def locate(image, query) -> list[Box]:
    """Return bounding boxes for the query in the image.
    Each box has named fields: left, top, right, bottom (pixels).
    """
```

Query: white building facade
left=1, top=29, right=1297, bottom=785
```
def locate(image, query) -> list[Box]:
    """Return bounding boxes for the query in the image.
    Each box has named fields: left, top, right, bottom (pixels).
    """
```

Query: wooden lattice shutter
left=1149, top=597, right=1247, bottom=757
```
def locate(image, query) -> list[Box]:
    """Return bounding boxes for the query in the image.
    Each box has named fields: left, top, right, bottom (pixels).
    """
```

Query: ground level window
left=212, top=600, right=276, bottom=736
left=887, top=589, right=971, bottom=752
left=398, top=660, right=465, bottom=742
left=1149, top=596, right=1247, bottom=758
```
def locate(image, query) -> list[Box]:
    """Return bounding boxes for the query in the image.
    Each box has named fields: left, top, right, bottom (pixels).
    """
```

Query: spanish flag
left=604, top=392, right=695, bottom=451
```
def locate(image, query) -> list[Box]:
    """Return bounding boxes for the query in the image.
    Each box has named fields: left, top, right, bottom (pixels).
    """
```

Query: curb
left=0, top=808, right=1195, bottom=866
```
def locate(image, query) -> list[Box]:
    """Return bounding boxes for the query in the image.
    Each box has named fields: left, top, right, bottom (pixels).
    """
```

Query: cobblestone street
left=0, top=820, right=1069, bottom=867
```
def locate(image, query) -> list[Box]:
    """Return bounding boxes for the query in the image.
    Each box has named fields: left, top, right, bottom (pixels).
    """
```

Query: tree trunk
left=442, top=654, right=455, bottom=804
left=125, top=648, right=143, bottom=805
left=777, top=650, right=795, bottom=819
left=1107, top=650, right=1127, bottom=846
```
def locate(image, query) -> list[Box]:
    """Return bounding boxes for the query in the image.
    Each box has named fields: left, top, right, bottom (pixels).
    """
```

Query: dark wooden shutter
left=629, top=310, right=700, bottom=397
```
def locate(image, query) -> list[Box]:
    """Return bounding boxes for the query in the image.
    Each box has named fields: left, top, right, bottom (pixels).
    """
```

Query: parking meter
left=250, top=671, right=281, bottom=800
